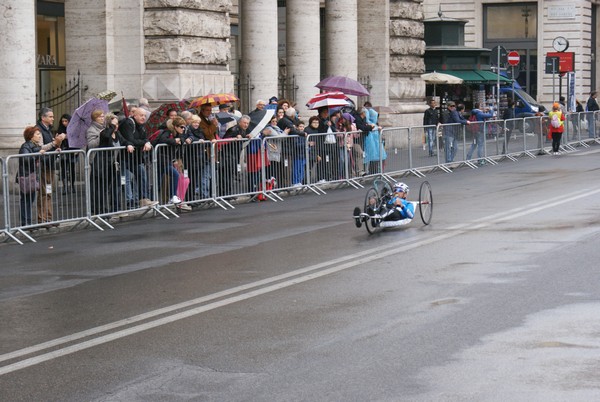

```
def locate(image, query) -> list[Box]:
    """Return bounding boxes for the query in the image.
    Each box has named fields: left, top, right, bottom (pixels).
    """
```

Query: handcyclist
left=378, top=182, right=415, bottom=223
left=354, top=182, right=414, bottom=227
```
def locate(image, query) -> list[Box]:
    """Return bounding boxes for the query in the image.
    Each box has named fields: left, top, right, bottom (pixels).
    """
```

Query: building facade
left=422, top=0, right=600, bottom=107
left=1, top=0, right=426, bottom=153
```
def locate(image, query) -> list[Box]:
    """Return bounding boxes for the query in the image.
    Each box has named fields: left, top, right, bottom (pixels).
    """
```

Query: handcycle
left=352, top=177, right=433, bottom=234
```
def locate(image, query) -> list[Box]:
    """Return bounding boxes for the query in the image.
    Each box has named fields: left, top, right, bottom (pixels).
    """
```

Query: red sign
left=546, top=52, right=575, bottom=73
left=507, top=51, right=520, bottom=66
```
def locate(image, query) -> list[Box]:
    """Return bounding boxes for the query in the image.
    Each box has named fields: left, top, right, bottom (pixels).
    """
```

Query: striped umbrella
left=190, top=93, right=240, bottom=109
left=306, top=91, right=350, bottom=110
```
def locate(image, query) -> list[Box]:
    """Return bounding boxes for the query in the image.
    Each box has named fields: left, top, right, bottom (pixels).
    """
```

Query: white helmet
left=394, top=182, right=409, bottom=194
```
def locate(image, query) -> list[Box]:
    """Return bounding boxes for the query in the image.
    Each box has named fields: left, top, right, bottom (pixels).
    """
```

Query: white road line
left=2, top=187, right=600, bottom=376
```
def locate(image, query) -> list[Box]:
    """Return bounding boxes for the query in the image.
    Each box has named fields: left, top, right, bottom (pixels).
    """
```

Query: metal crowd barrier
left=4, top=149, right=102, bottom=244
left=3, top=110, right=600, bottom=246
left=1, top=156, right=12, bottom=242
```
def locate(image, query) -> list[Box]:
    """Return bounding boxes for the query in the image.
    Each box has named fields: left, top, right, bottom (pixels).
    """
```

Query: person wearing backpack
left=548, top=102, right=565, bottom=155
left=466, top=102, right=494, bottom=164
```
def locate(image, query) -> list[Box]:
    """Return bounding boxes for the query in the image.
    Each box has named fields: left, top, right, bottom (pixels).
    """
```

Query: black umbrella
left=248, top=109, right=275, bottom=138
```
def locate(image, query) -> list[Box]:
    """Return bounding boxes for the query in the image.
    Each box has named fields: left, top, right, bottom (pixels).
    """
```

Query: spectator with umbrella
left=245, top=109, right=275, bottom=193
left=86, top=109, right=107, bottom=215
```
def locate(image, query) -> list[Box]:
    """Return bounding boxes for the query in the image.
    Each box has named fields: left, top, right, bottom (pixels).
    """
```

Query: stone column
left=358, top=0, right=390, bottom=108
left=0, top=0, right=37, bottom=151
left=387, top=0, right=426, bottom=128
left=286, top=0, right=320, bottom=118
left=240, top=0, right=278, bottom=111
left=64, top=0, right=114, bottom=101
left=325, top=0, right=358, bottom=79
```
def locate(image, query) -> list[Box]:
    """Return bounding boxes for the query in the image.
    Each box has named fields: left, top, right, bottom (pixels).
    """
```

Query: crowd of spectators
left=14, top=96, right=386, bottom=227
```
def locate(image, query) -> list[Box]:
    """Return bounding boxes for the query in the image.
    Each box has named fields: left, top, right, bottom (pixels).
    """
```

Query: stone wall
left=142, top=0, right=234, bottom=101
left=65, top=1, right=234, bottom=105
left=386, top=0, right=427, bottom=128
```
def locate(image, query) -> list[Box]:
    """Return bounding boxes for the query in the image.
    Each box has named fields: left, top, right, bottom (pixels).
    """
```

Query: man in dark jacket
left=120, top=107, right=157, bottom=208
left=422, top=99, right=440, bottom=156
left=36, top=107, right=65, bottom=224
left=443, top=102, right=470, bottom=163
left=586, top=91, right=599, bottom=138
left=219, top=115, right=250, bottom=195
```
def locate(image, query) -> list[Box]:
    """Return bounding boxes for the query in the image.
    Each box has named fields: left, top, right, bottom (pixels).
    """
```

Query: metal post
left=552, top=59, right=556, bottom=102
left=496, top=46, right=501, bottom=117
left=511, top=66, right=516, bottom=102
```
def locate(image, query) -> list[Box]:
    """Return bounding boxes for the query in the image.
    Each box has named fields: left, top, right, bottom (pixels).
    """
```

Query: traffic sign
left=545, top=56, right=560, bottom=74
left=507, top=51, right=520, bottom=66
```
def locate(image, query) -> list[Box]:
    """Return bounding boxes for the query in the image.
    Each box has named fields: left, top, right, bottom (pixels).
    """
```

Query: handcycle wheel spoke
left=418, top=181, right=433, bottom=225
left=363, top=187, right=382, bottom=234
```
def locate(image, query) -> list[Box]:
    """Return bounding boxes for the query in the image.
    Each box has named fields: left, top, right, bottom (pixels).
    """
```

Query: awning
left=444, top=70, right=511, bottom=84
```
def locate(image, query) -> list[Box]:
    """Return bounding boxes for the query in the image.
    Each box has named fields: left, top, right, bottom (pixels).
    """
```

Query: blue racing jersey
left=387, top=196, right=415, bottom=219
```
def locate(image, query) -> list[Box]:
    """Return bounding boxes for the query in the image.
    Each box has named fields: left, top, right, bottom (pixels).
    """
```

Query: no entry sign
left=507, top=51, right=520, bottom=66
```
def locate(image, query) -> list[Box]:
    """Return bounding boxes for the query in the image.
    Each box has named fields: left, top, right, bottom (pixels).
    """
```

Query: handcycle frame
left=353, top=177, right=433, bottom=234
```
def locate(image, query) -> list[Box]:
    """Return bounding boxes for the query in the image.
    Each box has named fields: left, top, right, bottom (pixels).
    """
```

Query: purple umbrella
left=315, top=76, right=370, bottom=97
left=66, top=97, right=109, bottom=149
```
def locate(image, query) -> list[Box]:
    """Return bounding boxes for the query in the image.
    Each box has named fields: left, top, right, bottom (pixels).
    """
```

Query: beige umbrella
left=421, top=71, right=464, bottom=98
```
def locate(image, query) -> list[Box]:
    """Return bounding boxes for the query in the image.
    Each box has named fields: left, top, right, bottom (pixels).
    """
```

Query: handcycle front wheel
left=418, top=181, right=433, bottom=225
left=364, top=187, right=382, bottom=234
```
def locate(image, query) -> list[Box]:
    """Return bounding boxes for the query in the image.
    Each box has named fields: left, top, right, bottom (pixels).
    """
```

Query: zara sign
left=37, top=54, right=58, bottom=67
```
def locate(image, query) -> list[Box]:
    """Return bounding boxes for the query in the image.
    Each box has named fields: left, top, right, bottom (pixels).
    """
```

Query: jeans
left=588, top=116, right=596, bottom=139
left=125, top=163, right=149, bottom=204
left=467, top=131, right=485, bottom=160
left=425, top=127, right=436, bottom=156
left=292, top=157, right=306, bottom=185
left=20, top=191, right=36, bottom=226
left=444, top=134, right=457, bottom=163
left=157, top=164, right=180, bottom=198
left=199, top=160, right=212, bottom=199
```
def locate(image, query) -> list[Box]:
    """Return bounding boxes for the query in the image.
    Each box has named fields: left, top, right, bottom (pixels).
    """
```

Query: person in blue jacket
left=467, top=102, right=494, bottom=164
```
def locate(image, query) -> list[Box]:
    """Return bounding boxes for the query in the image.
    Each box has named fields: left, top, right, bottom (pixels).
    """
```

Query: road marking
left=2, top=187, right=600, bottom=376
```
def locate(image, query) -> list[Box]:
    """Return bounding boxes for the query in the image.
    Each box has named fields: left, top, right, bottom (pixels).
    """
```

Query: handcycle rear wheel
left=364, top=187, right=382, bottom=234
left=418, top=181, right=433, bottom=225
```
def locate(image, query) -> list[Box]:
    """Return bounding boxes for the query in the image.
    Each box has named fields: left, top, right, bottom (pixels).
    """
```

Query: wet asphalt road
left=2, top=148, right=600, bottom=401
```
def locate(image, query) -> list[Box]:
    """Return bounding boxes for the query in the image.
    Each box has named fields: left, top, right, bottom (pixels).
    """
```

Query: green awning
left=444, top=70, right=511, bottom=84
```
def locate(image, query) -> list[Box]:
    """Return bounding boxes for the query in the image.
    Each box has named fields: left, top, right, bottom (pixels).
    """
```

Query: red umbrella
left=306, top=92, right=351, bottom=110
left=315, top=76, right=370, bottom=96
left=145, top=100, right=190, bottom=134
